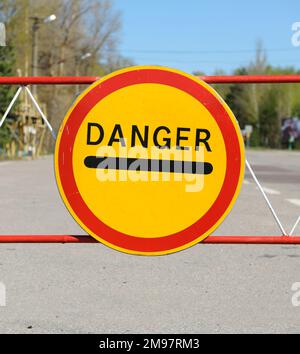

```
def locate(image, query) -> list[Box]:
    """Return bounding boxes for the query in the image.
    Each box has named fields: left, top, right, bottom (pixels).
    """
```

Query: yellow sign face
left=55, top=66, right=245, bottom=255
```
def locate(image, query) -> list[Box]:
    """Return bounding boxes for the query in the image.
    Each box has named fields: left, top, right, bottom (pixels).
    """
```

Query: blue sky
left=113, top=0, right=300, bottom=74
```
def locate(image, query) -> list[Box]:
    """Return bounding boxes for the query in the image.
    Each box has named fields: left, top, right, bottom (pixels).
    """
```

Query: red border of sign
left=57, top=68, right=242, bottom=253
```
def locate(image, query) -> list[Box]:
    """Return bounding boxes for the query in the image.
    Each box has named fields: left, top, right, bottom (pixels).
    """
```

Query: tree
left=223, top=41, right=267, bottom=126
left=30, top=0, right=124, bottom=151
left=225, top=67, right=254, bottom=128
left=0, top=0, right=130, bottom=152
left=0, top=44, right=16, bottom=149
left=211, top=69, right=232, bottom=100
left=259, top=88, right=280, bottom=148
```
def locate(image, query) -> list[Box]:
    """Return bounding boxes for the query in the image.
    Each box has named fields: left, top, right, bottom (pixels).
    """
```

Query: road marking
left=0, top=162, right=11, bottom=167
left=287, top=199, right=300, bottom=207
left=256, top=187, right=281, bottom=195
left=263, top=187, right=280, bottom=195
left=243, top=179, right=250, bottom=185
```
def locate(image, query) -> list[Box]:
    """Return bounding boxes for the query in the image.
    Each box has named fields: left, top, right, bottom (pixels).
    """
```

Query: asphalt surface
left=0, top=150, right=299, bottom=333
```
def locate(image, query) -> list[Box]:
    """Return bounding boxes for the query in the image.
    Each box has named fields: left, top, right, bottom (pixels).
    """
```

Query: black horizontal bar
left=84, top=156, right=213, bottom=175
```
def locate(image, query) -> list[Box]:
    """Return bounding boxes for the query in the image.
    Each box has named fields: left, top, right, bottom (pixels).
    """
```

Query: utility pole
left=30, top=14, right=56, bottom=97
left=31, top=17, right=39, bottom=96
left=75, top=53, right=92, bottom=96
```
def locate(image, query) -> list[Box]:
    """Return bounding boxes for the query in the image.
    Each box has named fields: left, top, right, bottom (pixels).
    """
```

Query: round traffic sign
left=55, top=66, right=244, bottom=255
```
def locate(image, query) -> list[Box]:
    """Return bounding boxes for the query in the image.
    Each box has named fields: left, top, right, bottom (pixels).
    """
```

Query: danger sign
left=55, top=66, right=244, bottom=255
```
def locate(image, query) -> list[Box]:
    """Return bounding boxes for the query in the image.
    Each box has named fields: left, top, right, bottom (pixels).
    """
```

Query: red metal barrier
left=0, top=235, right=299, bottom=244
left=0, top=74, right=298, bottom=243
left=1, top=75, right=300, bottom=85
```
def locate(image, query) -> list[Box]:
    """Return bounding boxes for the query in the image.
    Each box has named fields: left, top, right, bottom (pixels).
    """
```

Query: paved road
left=0, top=150, right=299, bottom=333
